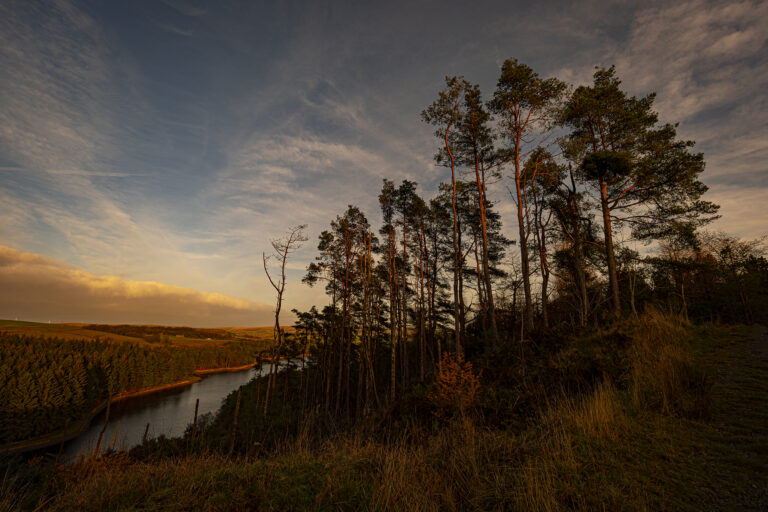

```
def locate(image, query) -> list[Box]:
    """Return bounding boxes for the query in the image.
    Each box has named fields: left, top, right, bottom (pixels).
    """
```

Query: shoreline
left=0, top=360, right=273, bottom=455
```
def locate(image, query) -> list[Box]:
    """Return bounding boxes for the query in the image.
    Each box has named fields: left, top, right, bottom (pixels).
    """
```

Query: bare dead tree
left=262, top=224, right=308, bottom=414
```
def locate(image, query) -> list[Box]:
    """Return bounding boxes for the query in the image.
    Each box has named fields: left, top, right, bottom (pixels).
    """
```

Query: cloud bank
left=0, top=246, right=275, bottom=326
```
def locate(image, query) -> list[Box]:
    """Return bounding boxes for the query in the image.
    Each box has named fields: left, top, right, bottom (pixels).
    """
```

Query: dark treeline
left=0, top=334, right=267, bottom=444
left=227, top=60, right=766, bottom=430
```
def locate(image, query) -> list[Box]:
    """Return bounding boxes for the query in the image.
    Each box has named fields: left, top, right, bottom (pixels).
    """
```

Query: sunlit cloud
left=0, top=246, right=274, bottom=326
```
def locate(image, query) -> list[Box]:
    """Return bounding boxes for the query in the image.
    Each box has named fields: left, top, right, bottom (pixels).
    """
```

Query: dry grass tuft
left=0, top=468, right=27, bottom=512
left=629, top=309, right=711, bottom=417
left=520, top=381, right=628, bottom=511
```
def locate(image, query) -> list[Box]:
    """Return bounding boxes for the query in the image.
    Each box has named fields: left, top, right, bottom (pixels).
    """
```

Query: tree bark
left=457, top=213, right=467, bottom=345
left=401, top=213, right=409, bottom=388
left=515, top=168, right=535, bottom=332
left=418, top=217, right=426, bottom=382
left=472, top=152, right=499, bottom=344
left=600, top=178, right=621, bottom=317
left=389, top=227, right=397, bottom=402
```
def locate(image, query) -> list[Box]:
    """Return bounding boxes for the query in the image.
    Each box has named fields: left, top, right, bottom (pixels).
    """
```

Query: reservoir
left=60, top=358, right=302, bottom=464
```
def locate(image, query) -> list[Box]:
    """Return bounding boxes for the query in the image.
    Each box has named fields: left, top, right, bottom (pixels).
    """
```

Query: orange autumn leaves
left=428, top=353, right=481, bottom=418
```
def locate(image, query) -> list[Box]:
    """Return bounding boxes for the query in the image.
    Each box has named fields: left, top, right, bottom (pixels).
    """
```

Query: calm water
left=61, top=358, right=303, bottom=463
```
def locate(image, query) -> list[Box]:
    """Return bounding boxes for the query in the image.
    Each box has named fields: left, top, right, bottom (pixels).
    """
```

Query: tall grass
left=1, top=469, right=27, bottom=512
left=519, top=380, right=632, bottom=511
left=12, top=396, right=630, bottom=511
left=628, top=309, right=711, bottom=418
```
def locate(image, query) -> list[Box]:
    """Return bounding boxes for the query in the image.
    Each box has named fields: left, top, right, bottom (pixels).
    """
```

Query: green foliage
left=563, top=66, right=719, bottom=243
left=581, top=150, right=633, bottom=181
left=489, top=58, right=567, bottom=128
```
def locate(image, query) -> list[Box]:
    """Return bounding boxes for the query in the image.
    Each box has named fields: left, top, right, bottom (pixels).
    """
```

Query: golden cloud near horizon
left=0, top=246, right=274, bottom=326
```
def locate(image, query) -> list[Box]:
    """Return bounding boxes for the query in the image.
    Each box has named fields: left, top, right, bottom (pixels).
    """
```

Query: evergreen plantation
left=0, top=333, right=269, bottom=445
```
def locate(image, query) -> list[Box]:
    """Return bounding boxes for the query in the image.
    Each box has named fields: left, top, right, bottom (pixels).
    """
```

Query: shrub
left=428, top=353, right=481, bottom=419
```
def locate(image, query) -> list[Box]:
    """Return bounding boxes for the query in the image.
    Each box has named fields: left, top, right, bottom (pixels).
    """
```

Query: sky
left=0, top=0, right=766, bottom=326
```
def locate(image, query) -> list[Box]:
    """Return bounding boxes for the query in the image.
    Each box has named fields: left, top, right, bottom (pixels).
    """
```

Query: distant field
left=0, top=320, right=293, bottom=348
left=0, top=320, right=147, bottom=344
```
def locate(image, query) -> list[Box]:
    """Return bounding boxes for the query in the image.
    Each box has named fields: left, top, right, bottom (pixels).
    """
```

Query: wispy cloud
left=0, top=0, right=764, bottom=325
left=0, top=0, right=252, bottom=302
left=544, top=0, right=768, bottom=238
left=150, top=18, right=195, bottom=37
left=160, top=0, right=208, bottom=18
left=610, top=0, right=768, bottom=120
left=614, top=1, right=768, bottom=239
left=702, top=185, right=768, bottom=239
left=0, top=0, right=118, bottom=172
left=0, top=0, right=144, bottom=269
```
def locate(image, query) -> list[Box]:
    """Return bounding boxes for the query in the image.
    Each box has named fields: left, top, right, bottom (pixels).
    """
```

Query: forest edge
left=0, top=355, right=306, bottom=455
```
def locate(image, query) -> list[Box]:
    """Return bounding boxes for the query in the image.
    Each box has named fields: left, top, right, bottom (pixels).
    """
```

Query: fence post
left=228, top=388, right=242, bottom=456
left=93, top=395, right=112, bottom=457
left=192, top=398, right=200, bottom=438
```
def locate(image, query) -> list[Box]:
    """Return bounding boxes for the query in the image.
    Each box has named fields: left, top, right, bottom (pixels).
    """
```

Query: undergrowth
left=3, top=312, right=761, bottom=511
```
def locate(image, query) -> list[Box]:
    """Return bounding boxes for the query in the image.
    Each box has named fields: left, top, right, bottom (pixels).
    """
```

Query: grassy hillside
left=3, top=315, right=766, bottom=511
left=0, top=320, right=148, bottom=344
left=0, top=320, right=286, bottom=348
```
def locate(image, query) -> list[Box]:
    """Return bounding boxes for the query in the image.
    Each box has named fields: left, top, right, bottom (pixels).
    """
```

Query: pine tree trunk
left=389, top=227, right=397, bottom=402
left=457, top=216, right=467, bottom=345
left=513, top=125, right=535, bottom=332
left=474, top=160, right=499, bottom=344
left=418, top=219, right=426, bottom=382
left=344, top=230, right=351, bottom=416
left=516, top=173, right=534, bottom=331
left=600, top=179, right=621, bottom=317
left=473, top=232, right=487, bottom=335
left=541, top=268, right=549, bottom=329
left=401, top=215, right=408, bottom=388
left=536, top=206, right=550, bottom=330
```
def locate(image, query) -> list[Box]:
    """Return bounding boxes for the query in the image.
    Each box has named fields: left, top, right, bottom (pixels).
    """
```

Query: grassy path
left=697, top=325, right=768, bottom=510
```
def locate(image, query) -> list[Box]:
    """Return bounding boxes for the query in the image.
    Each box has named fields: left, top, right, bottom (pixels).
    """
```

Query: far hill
left=0, top=320, right=292, bottom=348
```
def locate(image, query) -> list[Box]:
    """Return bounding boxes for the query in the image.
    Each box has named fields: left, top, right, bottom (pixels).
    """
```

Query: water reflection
left=62, top=358, right=302, bottom=463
